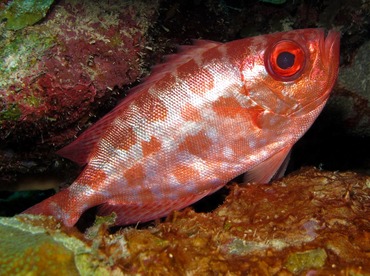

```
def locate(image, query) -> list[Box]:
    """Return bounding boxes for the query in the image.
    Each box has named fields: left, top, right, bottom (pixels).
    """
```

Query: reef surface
left=1, top=168, right=369, bottom=274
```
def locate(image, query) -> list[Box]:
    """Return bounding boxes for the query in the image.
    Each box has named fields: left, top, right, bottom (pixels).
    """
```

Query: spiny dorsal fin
left=140, top=40, right=221, bottom=85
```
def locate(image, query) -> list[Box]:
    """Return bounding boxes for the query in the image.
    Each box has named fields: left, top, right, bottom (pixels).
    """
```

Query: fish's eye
left=265, top=40, right=306, bottom=81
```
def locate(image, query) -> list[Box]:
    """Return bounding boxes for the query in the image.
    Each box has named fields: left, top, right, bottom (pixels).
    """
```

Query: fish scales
left=24, top=29, right=340, bottom=227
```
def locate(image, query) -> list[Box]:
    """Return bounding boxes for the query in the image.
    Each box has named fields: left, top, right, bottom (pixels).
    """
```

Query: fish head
left=240, top=28, right=340, bottom=116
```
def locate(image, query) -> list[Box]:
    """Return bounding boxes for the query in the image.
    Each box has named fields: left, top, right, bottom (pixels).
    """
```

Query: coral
left=120, top=168, right=370, bottom=274
left=2, top=168, right=368, bottom=274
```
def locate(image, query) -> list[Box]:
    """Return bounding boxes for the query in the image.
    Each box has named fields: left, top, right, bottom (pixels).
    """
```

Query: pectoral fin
left=244, top=146, right=292, bottom=184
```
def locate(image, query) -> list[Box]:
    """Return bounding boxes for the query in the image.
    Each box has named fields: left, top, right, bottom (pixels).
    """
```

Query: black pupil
left=277, top=52, right=295, bottom=69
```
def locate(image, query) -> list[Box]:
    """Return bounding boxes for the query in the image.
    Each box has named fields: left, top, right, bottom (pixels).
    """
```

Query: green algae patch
left=0, top=30, right=56, bottom=90
left=285, top=248, right=327, bottom=274
left=0, top=216, right=123, bottom=275
left=0, top=0, right=54, bottom=30
left=0, top=219, right=79, bottom=275
left=0, top=103, right=21, bottom=122
left=0, top=25, right=56, bottom=124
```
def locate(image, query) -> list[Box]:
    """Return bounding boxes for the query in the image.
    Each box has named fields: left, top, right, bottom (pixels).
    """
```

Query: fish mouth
left=323, top=29, right=340, bottom=65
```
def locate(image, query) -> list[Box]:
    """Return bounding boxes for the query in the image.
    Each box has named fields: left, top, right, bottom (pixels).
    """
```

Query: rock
left=0, top=0, right=54, bottom=31
left=329, top=40, right=370, bottom=137
left=0, top=0, right=158, bottom=146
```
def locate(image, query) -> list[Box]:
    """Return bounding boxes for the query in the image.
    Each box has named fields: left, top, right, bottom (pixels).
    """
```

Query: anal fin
left=98, top=189, right=214, bottom=225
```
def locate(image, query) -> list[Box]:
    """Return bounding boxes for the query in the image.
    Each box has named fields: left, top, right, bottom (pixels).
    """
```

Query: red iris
left=265, top=40, right=306, bottom=81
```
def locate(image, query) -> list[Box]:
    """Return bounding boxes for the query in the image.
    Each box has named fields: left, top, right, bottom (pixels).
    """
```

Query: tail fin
left=22, top=189, right=81, bottom=227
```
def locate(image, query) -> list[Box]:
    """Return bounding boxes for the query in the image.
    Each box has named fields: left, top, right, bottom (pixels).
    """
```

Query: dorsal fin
left=56, top=102, right=130, bottom=166
left=141, top=39, right=221, bottom=85
left=57, top=39, right=222, bottom=166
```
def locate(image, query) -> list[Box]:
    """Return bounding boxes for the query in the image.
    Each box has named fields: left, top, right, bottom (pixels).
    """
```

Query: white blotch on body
left=223, top=146, right=235, bottom=159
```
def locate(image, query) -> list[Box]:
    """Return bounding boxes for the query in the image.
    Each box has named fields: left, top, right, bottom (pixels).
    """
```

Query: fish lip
left=312, top=29, right=340, bottom=106
left=323, top=29, right=340, bottom=62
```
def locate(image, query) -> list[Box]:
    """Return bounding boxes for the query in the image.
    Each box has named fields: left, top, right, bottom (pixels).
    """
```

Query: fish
left=23, top=29, right=340, bottom=227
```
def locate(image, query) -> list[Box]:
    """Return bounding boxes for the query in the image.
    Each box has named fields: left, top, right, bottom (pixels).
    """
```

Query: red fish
left=24, top=29, right=340, bottom=227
